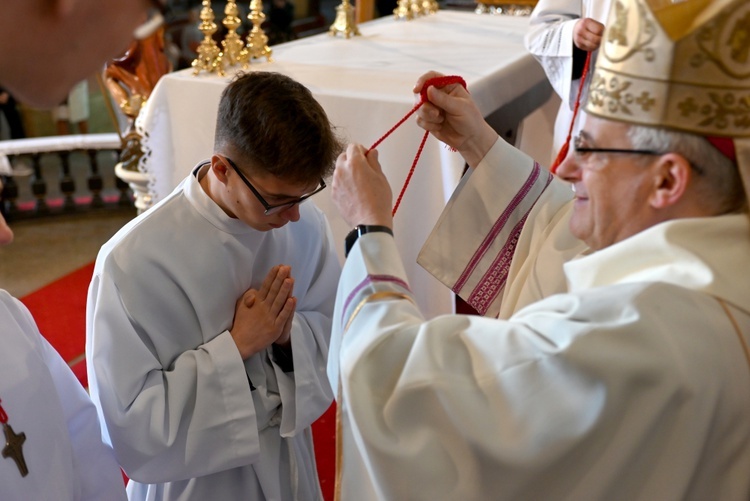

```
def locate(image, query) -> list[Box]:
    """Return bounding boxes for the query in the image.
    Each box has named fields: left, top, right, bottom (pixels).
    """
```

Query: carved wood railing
left=0, top=134, right=133, bottom=220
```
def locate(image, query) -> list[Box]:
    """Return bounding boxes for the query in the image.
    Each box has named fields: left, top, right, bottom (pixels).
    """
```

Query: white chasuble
left=87, top=165, right=340, bottom=500
left=331, top=218, right=750, bottom=501
left=329, top=138, right=750, bottom=499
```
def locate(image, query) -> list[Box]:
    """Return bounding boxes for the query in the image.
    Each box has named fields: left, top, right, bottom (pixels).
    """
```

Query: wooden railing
left=0, top=134, right=133, bottom=220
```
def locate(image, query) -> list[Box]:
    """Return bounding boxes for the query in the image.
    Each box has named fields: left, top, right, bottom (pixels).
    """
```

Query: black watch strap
left=344, top=225, right=393, bottom=257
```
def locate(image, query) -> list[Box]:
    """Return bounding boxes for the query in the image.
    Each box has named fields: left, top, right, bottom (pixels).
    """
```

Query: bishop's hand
left=413, top=71, right=497, bottom=169
left=332, top=144, right=394, bottom=229
left=230, top=265, right=296, bottom=360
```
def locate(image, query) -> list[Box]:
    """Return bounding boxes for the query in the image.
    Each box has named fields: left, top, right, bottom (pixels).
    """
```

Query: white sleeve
left=29, top=306, right=128, bottom=500
left=417, top=138, right=576, bottom=318
left=275, top=211, right=339, bottom=436
left=86, top=272, right=261, bottom=484
left=524, top=0, right=581, bottom=107
left=331, top=247, right=741, bottom=499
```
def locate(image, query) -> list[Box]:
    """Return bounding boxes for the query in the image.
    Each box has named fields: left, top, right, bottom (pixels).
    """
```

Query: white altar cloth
left=140, top=10, right=551, bottom=318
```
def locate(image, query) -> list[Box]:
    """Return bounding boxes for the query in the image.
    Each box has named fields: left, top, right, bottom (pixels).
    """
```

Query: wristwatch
left=344, top=225, right=393, bottom=257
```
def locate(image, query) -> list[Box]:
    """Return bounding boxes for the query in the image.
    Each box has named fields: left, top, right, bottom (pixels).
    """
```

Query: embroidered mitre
left=585, top=0, right=750, bottom=201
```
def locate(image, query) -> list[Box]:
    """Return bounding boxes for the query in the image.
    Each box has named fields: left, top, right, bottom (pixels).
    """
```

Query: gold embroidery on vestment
left=344, top=291, right=416, bottom=334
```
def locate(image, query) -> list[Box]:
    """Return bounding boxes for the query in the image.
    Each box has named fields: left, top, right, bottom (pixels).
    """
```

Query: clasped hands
left=230, top=265, right=295, bottom=360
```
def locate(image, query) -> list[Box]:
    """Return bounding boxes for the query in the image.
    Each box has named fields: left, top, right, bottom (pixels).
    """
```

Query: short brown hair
left=214, top=71, right=342, bottom=184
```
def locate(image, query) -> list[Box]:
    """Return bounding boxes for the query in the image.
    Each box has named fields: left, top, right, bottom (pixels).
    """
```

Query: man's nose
left=553, top=144, right=581, bottom=182
left=280, top=204, right=301, bottom=222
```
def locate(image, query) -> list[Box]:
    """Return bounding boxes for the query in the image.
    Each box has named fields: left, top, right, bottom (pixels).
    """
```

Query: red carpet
left=20, top=263, right=336, bottom=501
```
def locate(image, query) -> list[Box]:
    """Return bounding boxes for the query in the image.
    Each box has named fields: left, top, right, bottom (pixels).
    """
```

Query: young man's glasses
left=134, top=0, right=167, bottom=40
left=223, top=156, right=326, bottom=216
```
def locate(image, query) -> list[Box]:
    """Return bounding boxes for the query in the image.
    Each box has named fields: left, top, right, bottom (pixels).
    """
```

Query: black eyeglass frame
left=572, top=135, right=662, bottom=158
left=222, top=156, right=326, bottom=216
left=574, top=147, right=663, bottom=156
left=572, top=136, right=705, bottom=175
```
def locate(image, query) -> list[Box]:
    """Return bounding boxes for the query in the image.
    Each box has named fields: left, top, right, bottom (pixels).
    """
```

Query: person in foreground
left=328, top=0, right=750, bottom=499
left=87, top=71, right=342, bottom=500
left=0, top=225, right=126, bottom=499
left=0, top=0, right=164, bottom=108
left=0, top=0, right=164, bottom=499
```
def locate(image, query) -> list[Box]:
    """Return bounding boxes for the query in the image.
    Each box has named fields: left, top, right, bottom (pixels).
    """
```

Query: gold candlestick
left=393, top=0, right=417, bottom=20
left=222, top=0, right=248, bottom=68
left=411, top=0, right=425, bottom=17
left=421, top=0, right=439, bottom=15
left=192, top=0, right=224, bottom=76
left=329, top=0, right=360, bottom=38
left=393, top=0, right=409, bottom=19
left=244, top=0, right=273, bottom=62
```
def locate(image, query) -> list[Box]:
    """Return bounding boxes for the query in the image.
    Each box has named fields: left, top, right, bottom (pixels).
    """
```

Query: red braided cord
left=368, top=104, right=422, bottom=153
left=366, top=75, right=467, bottom=216
left=391, top=130, right=430, bottom=216
left=549, top=51, right=592, bottom=174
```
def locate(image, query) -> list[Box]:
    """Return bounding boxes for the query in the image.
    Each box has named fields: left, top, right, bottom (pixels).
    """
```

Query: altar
left=139, top=10, right=553, bottom=318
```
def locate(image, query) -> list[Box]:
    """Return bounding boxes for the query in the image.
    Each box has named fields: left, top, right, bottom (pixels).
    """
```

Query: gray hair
left=627, top=125, right=747, bottom=215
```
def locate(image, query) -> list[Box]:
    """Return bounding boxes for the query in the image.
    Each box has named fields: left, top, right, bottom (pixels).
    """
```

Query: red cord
left=391, top=130, right=430, bottom=216
left=549, top=51, right=592, bottom=174
left=367, top=75, right=467, bottom=216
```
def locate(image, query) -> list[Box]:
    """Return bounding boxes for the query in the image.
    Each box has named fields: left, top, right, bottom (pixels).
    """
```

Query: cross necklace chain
left=0, top=399, right=29, bottom=477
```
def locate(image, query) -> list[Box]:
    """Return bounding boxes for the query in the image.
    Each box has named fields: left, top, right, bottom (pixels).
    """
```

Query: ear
left=210, top=155, right=230, bottom=185
left=649, top=153, right=692, bottom=210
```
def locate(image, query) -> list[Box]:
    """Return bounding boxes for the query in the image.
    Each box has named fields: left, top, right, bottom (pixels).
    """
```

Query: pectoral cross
left=3, top=423, right=28, bottom=477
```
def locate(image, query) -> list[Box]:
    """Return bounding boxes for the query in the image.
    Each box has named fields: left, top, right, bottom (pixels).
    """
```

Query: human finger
left=413, top=70, right=445, bottom=95
left=269, top=277, right=294, bottom=317
left=574, top=18, right=604, bottom=51
left=257, top=264, right=280, bottom=301
left=425, top=83, right=470, bottom=116
left=365, top=148, right=381, bottom=172
left=265, top=265, right=291, bottom=303
left=278, top=296, right=296, bottom=337
left=263, top=265, right=290, bottom=302
left=334, top=144, right=364, bottom=182
left=416, top=98, right=445, bottom=126
left=242, top=290, right=256, bottom=308
left=332, top=144, right=393, bottom=227
left=584, top=18, right=605, bottom=36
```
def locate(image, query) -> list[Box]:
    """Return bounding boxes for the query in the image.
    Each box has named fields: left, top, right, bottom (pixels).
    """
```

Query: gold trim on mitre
left=586, top=0, right=750, bottom=204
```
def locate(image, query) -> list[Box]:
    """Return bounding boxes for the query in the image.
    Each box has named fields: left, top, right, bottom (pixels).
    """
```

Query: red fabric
left=313, top=403, right=336, bottom=501
left=706, top=136, right=737, bottom=163
left=20, top=262, right=94, bottom=362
